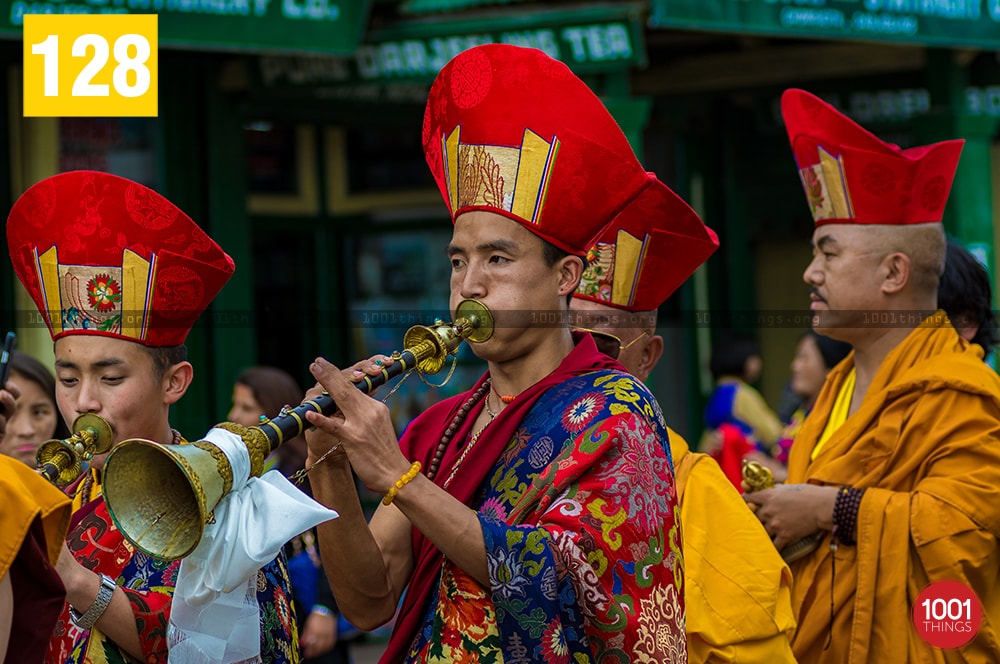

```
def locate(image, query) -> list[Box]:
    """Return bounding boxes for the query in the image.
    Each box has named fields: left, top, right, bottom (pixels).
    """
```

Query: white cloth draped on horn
left=168, top=427, right=338, bottom=663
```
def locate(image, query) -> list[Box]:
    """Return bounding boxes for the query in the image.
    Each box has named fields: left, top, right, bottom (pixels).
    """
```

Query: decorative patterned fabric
left=405, top=369, right=686, bottom=663
left=385, top=334, right=622, bottom=661
left=576, top=177, right=718, bottom=312
left=422, top=44, right=652, bottom=256
left=781, top=89, right=963, bottom=227
left=7, top=171, right=234, bottom=347
left=45, top=472, right=300, bottom=664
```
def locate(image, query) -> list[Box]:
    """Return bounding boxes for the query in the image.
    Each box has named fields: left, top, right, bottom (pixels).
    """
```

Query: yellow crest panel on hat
left=37, top=246, right=155, bottom=340
left=799, top=147, right=854, bottom=223
left=443, top=126, right=557, bottom=225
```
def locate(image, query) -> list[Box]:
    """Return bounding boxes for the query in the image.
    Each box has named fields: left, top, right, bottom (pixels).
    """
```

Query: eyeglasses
left=571, top=327, right=651, bottom=360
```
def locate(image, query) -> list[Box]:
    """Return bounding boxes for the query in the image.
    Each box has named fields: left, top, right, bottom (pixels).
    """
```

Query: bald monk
left=571, top=177, right=797, bottom=662
left=744, top=89, right=1000, bottom=662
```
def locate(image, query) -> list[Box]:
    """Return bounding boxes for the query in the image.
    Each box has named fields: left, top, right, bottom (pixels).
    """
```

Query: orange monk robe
left=1, top=456, right=71, bottom=661
left=669, top=428, right=797, bottom=663
left=787, top=317, right=1000, bottom=663
left=0, top=456, right=69, bottom=580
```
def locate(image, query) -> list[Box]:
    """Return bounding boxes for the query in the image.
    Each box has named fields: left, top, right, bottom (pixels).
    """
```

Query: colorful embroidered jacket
left=404, top=369, right=686, bottom=663
left=45, top=468, right=300, bottom=664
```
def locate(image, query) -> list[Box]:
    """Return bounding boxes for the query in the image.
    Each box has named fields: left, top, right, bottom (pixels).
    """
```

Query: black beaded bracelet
left=832, top=486, right=865, bottom=545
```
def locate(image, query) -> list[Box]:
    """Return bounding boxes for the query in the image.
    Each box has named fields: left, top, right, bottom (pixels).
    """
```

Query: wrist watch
left=69, top=573, right=117, bottom=631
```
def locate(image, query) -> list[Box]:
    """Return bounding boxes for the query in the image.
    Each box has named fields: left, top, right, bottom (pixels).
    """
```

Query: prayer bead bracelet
left=383, top=461, right=422, bottom=506
left=832, top=486, right=865, bottom=545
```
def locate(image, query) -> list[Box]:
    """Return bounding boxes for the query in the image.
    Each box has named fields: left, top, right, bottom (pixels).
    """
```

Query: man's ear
left=636, top=334, right=664, bottom=382
left=881, top=252, right=910, bottom=294
left=557, top=255, right=585, bottom=298
left=163, top=361, right=194, bottom=406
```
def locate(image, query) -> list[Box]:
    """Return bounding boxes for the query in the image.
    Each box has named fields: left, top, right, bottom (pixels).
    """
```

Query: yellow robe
left=670, top=429, right=797, bottom=663
left=0, top=456, right=70, bottom=578
left=787, top=318, right=1000, bottom=663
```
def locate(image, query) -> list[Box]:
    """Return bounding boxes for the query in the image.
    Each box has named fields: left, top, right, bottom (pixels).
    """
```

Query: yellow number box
left=24, top=15, right=158, bottom=117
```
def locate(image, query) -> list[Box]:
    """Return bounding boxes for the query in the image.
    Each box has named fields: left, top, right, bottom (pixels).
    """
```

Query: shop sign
left=651, top=0, right=1000, bottom=49
left=1, top=0, right=370, bottom=55
left=771, top=87, right=1000, bottom=126
left=251, top=3, right=645, bottom=99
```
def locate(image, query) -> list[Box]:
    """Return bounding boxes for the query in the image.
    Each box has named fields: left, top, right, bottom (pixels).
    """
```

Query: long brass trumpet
left=36, top=414, right=115, bottom=486
left=102, top=298, right=494, bottom=561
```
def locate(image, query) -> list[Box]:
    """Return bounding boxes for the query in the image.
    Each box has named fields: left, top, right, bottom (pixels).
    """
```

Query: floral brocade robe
left=410, top=370, right=686, bottom=663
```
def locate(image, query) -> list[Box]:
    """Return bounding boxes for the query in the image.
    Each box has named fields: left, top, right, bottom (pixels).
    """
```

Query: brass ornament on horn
left=36, top=413, right=115, bottom=486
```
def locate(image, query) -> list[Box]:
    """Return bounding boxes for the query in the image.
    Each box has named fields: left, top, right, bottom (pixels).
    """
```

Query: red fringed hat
left=781, top=88, right=964, bottom=226
left=575, top=175, right=719, bottom=312
left=7, top=171, right=235, bottom=347
left=422, top=44, right=652, bottom=256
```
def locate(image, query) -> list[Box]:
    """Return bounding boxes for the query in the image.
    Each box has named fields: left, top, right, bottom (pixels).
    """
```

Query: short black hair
left=938, top=241, right=997, bottom=356
left=142, top=345, right=188, bottom=381
left=542, top=241, right=570, bottom=267
left=709, top=335, right=761, bottom=381
left=541, top=240, right=587, bottom=304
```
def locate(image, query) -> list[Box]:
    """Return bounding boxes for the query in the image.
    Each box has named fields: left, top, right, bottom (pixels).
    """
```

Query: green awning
left=650, top=0, right=1000, bottom=50
left=401, top=0, right=529, bottom=15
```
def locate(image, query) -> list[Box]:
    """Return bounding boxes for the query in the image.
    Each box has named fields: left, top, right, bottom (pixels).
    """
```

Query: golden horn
left=102, top=299, right=494, bottom=561
left=36, top=413, right=115, bottom=486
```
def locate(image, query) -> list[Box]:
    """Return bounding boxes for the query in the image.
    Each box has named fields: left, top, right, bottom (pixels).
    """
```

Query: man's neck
left=849, top=324, right=918, bottom=414
left=488, top=328, right=576, bottom=398
left=845, top=296, right=938, bottom=412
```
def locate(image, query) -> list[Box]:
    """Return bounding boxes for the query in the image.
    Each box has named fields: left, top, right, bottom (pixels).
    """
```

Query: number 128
left=31, top=33, right=151, bottom=98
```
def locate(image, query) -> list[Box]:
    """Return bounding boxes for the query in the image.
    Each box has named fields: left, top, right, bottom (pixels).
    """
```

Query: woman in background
left=700, top=335, right=784, bottom=488
left=0, top=351, right=70, bottom=466
left=702, top=335, right=784, bottom=450
left=228, top=365, right=308, bottom=476
left=769, top=330, right=852, bottom=474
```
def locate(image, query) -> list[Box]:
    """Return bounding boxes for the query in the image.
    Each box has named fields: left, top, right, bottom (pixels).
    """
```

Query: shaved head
left=865, top=223, right=945, bottom=293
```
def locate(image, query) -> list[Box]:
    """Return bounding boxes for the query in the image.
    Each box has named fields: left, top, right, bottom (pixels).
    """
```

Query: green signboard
left=1, top=0, right=371, bottom=55
left=250, top=4, right=646, bottom=102
left=651, top=0, right=1000, bottom=49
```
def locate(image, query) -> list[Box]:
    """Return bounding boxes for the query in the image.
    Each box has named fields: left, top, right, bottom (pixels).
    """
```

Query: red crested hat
left=781, top=88, right=964, bottom=226
left=575, top=175, right=719, bottom=312
left=422, top=44, right=653, bottom=256
left=7, top=171, right=235, bottom=347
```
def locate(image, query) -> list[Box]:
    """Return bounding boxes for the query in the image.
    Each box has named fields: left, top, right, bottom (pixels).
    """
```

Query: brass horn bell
left=101, top=435, right=249, bottom=560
